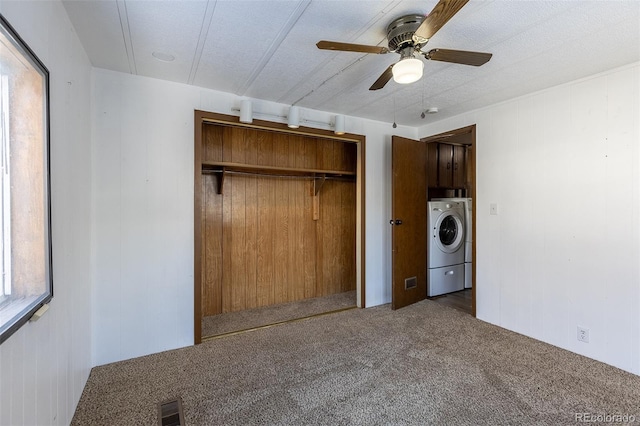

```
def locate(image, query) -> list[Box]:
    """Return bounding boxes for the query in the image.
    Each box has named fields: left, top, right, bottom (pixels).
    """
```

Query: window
left=1, top=75, right=12, bottom=301
left=0, top=14, right=52, bottom=344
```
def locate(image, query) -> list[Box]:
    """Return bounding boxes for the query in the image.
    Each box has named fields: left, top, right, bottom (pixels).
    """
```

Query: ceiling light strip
left=237, top=0, right=312, bottom=96
left=116, top=0, right=137, bottom=75
left=188, top=0, right=218, bottom=85
left=289, top=53, right=372, bottom=108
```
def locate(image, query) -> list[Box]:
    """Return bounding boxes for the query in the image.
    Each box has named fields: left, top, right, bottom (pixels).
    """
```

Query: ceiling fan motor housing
left=386, top=14, right=426, bottom=52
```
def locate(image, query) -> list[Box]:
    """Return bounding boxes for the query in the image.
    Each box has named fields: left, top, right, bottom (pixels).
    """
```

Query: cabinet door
left=437, top=143, right=453, bottom=188
left=452, top=145, right=466, bottom=188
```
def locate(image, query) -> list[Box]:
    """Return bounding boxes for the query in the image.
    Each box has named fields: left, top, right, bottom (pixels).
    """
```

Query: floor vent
left=158, top=397, right=185, bottom=426
left=405, top=276, right=417, bottom=289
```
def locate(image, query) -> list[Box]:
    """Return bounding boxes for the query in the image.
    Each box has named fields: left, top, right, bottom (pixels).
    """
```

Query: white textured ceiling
left=62, top=0, right=640, bottom=127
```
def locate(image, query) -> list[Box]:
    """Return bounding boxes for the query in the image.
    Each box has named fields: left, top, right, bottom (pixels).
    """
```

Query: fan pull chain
left=421, top=78, right=426, bottom=119
left=392, top=94, right=397, bottom=129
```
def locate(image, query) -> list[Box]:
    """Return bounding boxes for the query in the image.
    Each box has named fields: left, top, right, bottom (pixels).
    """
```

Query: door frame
left=194, top=110, right=366, bottom=343
left=421, top=124, right=476, bottom=317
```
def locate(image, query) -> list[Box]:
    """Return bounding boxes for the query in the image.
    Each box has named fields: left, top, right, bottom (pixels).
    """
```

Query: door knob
left=390, top=219, right=403, bottom=225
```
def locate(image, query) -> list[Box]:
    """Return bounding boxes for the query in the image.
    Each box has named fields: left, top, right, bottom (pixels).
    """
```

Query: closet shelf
left=201, top=161, right=355, bottom=195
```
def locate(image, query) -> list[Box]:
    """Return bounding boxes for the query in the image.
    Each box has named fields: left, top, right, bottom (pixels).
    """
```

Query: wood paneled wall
left=201, top=125, right=356, bottom=316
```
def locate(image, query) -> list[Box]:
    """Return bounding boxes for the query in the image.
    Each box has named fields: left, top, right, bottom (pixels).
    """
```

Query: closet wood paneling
left=201, top=124, right=356, bottom=316
left=256, top=131, right=275, bottom=308
left=201, top=174, right=222, bottom=315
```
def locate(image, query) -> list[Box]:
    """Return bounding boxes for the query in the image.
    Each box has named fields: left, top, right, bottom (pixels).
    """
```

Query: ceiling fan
left=316, top=0, right=492, bottom=90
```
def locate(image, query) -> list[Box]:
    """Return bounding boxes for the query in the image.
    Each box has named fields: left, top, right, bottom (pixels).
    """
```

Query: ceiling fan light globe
left=392, top=57, right=424, bottom=84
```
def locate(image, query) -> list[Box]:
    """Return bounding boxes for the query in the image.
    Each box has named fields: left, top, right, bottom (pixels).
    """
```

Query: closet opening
left=194, top=111, right=365, bottom=343
left=422, top=125, right=476, bottom=316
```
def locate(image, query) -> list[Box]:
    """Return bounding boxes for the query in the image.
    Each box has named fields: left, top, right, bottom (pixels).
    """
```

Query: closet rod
left=202, top=169, right=354, bottom=181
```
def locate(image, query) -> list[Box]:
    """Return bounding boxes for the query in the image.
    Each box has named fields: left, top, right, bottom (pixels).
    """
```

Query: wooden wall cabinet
left=427, top=143, right=466, bottom=190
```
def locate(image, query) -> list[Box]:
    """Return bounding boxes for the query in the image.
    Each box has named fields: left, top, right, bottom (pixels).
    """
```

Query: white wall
left=420, top=63, right=640, bottom=375
left=362, top=119, right=417, bottom=307
left=0, top=1, right=93, bottom=425
left=92, top=68, right=416, bottom=365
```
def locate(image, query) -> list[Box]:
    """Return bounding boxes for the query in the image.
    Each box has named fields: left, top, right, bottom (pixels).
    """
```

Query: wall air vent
left=405, top=276, right=417, bottom=289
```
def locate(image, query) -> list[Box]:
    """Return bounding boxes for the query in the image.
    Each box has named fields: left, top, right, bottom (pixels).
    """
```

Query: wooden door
left=437, top=143, right=453, bottom=188
left=464, top=145, right=473, bottom=193
left=391, top=136, right=427, bottom=309
left=452, top=144, right=466, bottom=188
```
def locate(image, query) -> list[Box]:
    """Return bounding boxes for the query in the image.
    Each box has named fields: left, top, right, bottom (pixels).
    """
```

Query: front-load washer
left=427, top=201, right=465, bottom=296
left=427, top=201, right=465, bottom=268
left=433, top=197, right=472, bottom=289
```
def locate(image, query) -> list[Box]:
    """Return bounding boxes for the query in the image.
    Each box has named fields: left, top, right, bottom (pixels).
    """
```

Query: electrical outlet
left=577, top=326, right=590, bottom=343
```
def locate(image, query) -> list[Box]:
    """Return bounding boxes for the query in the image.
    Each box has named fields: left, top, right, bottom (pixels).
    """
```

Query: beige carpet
left=72, top=300, right=640, bottom=425
left=202, top=290, right=356, bottom=338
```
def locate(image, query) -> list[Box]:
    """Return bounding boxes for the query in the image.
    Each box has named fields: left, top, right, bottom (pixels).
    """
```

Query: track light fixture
left=232, top=101, right=341, bottom=134
left=239, top=100, right=253, bottom=123
left=288, top=106, right=300, bottom=128
left=334, top=115, right=345, bottom=135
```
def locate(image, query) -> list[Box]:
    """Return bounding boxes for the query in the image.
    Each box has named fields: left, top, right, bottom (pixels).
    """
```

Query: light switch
left=490, top=203, right=498, bottom=215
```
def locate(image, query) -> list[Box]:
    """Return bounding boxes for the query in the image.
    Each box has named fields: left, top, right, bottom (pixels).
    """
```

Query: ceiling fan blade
left=369, top=65, right=394, bottom=91
left=413, top=0, right=469, bottom=43
left=425, top=49, right=492, bottom=66
left=316, top=40, right=389, bottom=54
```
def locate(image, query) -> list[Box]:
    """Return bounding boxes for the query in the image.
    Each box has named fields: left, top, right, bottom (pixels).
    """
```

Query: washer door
left=434, top=211, right=464, bottom=253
